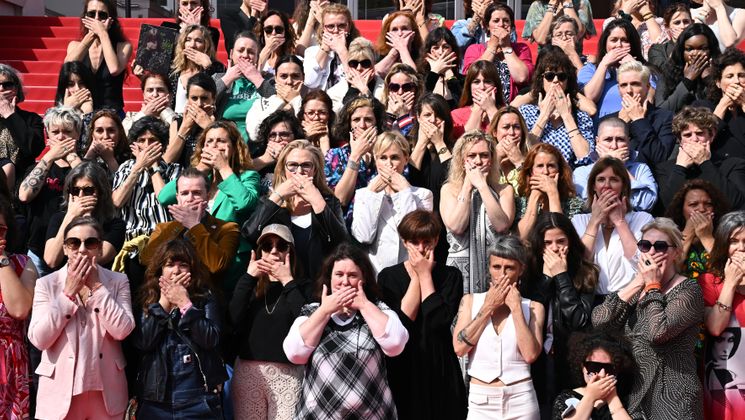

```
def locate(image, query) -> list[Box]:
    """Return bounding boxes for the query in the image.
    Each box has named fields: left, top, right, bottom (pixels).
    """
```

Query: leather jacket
left=133, top=290, right=228, bottom=402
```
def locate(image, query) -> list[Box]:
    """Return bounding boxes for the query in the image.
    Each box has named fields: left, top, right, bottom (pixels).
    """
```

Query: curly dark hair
left=529, top=46, right=580, bottom=115
left=661, top=23, right=721, bottom=99
left=256, top=109, right=304, bottom=146
left=313, top=242, right=381, bottom=302
left=417, top=27, right=462, bottom=74
left=707, top=47, right=745, bottom=104
left=664, top=179, right=729, bottom=230
left=567, top=330, right=637, bottom=394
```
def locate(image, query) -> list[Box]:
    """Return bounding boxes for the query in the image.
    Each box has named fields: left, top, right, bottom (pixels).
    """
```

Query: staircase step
left=0, top=48, right=67, bottom=61
left=1, top=37, right=75, bottom=50
left=0, top=16, right=222, bottom=28
left=22, top=99, right=141, bottom=115
left=1, top=60, right=63, bottom=74
left=23, top=86, right=143, bottom=102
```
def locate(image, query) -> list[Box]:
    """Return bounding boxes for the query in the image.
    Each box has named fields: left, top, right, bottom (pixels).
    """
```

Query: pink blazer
left=28, top=265, right=135, bottom=420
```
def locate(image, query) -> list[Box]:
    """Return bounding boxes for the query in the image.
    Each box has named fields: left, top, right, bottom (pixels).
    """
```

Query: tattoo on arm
left=20, top=160, right=49, bottom=196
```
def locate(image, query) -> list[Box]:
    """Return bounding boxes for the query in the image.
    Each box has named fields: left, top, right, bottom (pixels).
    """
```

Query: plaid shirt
left=519, top=103, right=595, bottom=168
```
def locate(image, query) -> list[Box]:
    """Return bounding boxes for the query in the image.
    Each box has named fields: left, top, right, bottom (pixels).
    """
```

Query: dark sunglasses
left=260, top=240, right=290, bottom=253
left=583, top=361, right=615, bottom=375
left=348, top=59, right=373, bottom=69
left=64, top=237, right=102, bottom=250
left=85, top=10, right=109, bottom=20
left=0, top=81, right=15, bottom=90
left=543, top=71, right=568, bottom=82
left=388, top=82, right=417, bottom=93
left=263, top=25, right=285, bottom=35
left=637, top=240, right=675, bottom=253
left=71, top=186, right=96, bottom=196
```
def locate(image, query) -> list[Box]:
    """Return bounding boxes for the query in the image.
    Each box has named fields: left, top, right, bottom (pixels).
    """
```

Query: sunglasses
left=0, top=81, right=15, bottom=90
left=260, top=240, right=290, bottom=253
left=637, top=240, right=675, bottom=253
left=85, top=10, right=109, bottom=20
left=285, top=161, right=314, bottom=173
left=388, top=82, right=417, bottom=93
left=348, top=59, right=373, bottom=69
left=263, top=25, right=285, bottom=35
left=584, top=361, right=615, bottom=375
left=64, top=237, right=102, bottom=250
left=71, top=186, right=96, bottom=196
left=543, top=71, right=568, bottom=82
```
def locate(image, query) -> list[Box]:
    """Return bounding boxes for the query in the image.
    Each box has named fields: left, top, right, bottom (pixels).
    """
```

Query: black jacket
left=133, top=291, right=228, bottom=402
left=242, top=194, right=349, bottom=278
left=2, top=107, right=44, bottom=186
left=607, top=105, right=675, bottom=169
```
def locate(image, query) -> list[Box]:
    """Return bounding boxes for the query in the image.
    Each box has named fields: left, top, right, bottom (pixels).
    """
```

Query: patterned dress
left=591, top=279, right=704, bottom=419
left=0, top=254, right=30, bottom=419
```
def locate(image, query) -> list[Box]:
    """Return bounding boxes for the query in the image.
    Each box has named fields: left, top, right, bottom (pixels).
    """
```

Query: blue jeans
left=137, top=393, right=223, bottom=419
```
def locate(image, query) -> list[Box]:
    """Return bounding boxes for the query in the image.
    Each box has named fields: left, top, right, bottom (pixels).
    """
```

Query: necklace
left=265, top=293, right=281, bottom=315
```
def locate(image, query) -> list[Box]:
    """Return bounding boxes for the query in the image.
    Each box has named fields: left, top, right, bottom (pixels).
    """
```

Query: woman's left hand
left=406, top=243, right=435, bottom=276
left=377, top=164, right=410, bottom=192
left=529, top=173, right=559, bottom=196
left=0, top=95, right=16, bottom=119
left=201, top=148, right=230, bottom=172
left=690, top=210, right=714, bottom=239
left=184, top=48, right=212, bottom=69
left=163, top=271, right=192, bottom=308
left=638, top=252, right=665, bottom=285
left=179, top=6, right=202, bottom=26
left=349, top=279, right=372, bottom=311
left=291, top=172, right=322, bottom=203
left=504, top=284, right=522, bottom=313
left=82, top=16, right=111, bottom=38
left=543, top=247, right=568, bottom=277
left=267, top=253, right=293, bottom=285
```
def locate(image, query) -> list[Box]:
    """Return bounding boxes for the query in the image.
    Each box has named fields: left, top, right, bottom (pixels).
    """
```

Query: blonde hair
left=373, top=131, right=410, bottom=159
left=446, top=130, right=501, bottom=187
left=347, top=37, right=377, bottom=62
left=171, top=25, right=217, bottom=75
left=381, top=63, right=422, bottom=105
left=273, top=140, right=333, bottom=210
left=616, top=60, right=650, bottom=85
left=640, top=217, right=685, bottom=269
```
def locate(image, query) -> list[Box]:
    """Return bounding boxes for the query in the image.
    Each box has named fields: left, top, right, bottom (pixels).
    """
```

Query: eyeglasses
left=85, top=10, right=109, bottom=20
left=637, top=240, right=675, bottom=253
left=268, top=131, right=292, bottom=141
left=552, top=31, right=576, bottom=39
left=348, top=59, right=373, bottom=69
left=64, top=237, right=102, bottom=250
left=285, top=161, right=314, bottom=173
left=543, top=71, right=568, bottom=82
left=0, top=81, right=15, bottom=90
left=263, top=25, right=285, bottom=35
left=583, top=361, right=615, bottom=375
left=324, top=23, right=348, bottom=32
left=260, top=240, right=290, bottom=253
left=388, top=82, right=417, bottom=93
left=71, top=186, right=96, bottom=196
left=304, top=109, right=328, bottom=118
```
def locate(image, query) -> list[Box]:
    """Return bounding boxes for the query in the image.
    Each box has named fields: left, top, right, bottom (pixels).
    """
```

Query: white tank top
left=466, top=293, right=532, bottom=384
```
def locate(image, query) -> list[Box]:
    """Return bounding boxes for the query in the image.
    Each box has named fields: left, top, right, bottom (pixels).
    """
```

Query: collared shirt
left=519, top=103, right=595, bottom=168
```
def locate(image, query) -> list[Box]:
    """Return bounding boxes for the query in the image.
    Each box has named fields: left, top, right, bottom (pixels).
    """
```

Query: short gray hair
left=0, top=63, right=24, bottom=102
left=616, top=60, right=651, bottom=85
left=597, top=117, right=630, bottom=139
left=43, top=106, right=83, bottom=135
left=487, top=235, right=527, bottom=267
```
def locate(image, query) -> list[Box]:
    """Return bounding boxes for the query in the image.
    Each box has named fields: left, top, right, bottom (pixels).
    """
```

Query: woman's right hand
left=319, top=284, right=357, bottom=316
left=179, top=5, right=202, bottom=26
left=482, top=275, right=509, bottom=313
left=724, top=255, right=745, bottom=287
left=590, top=189, right=619, bottom=223
left=386, top=31, right=414, bottom=54
left=274, top=177, right=298, bottom=201
left=350, top=125, right=376, bottom=161
left=183, top=48, right=212, bottom=69
left=46, top=137, right=77, bottom=162
left=64, top=253, right=91, bottom=296
left=426, top=50, right=457, bottom=75
left=600, top=47, right=630, bottom=68
left=246, top=250, right=263, bottom=277
left=584, top=371, right=617, bottom=402
left=683, top=53, right=710, bottom=81
left=63, top=88, right=92, bottom=109
left=543, top=247, right=568, bottom=277
left=141, top=95, right=169, bottom=117
left=537, top=91, right=556, bottom=118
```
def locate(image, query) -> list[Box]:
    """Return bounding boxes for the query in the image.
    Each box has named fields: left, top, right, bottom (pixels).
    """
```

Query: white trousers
left=467, top=380, right=540, bottom=420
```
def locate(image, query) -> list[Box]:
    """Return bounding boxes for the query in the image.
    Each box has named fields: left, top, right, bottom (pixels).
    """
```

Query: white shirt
left=571, top=211, right=654, bottom=294
left=303, top=45, right=345, bottom=90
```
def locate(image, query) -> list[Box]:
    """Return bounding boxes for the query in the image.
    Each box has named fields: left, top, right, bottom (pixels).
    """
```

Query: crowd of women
left=1, top=0, right=745, bottom=418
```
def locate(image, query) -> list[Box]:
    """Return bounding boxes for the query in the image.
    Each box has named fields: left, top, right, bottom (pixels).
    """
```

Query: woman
left=293, top=0, right=324, bottom=56
left=462, top=3, right=533, bottom=102
left=525, top=212, right=598, bottom=411
left=167, top=0, right=220, bottom=46
left=245, top=55, right=305, bottom=142
left=520, top=48, right=594, bottom=168
left=29, top=216, right=134, bottom=420
left=551, top=331, right=635, bottom=419
left=452, top=235, right=544, bottom=420
left=283, top=243, right=409, bottom=419
left=0, top=63, right=45, bottom=192
left=451, top=60, right=506, bottom=139
left=122, top=72, right=178, bottom=134
left=83, top=110, right=130, bottom=173
left=0, top=198, right=37, bottom=419
left=159, top=120, right=259, bottom=290
left=64, top=0, right=132, bottom=115
left=700, top=210, right=745, bottom=417
left=665, top=179, right=729, bottom=280
left=54, top=61, right=95, bottom=117
left=169, top=24, right=225, bottom=114
left=134, top=238, right=226, bottom=418
left=19, top=107, right=82, bottom=277
left=244, top=140, right=349, bottom=280
left=418, top=27, right=464, bottom=110
left=488, top=106, right=529, bottom=192
left=382, top=64, right=422, bottom=137
left=298, top=90, right=335, bottom=155
left=708, top=48, right=745, bottom=160
left=166, top=72, right=217, bottom=166
left=545, top=16, right=592, bottom=75
left=378, top=210, right=467, bottom=420
left=252, top=110, right=304, bottom=194
left=441, top=131, right=515, bottom=294
left=374, top=10, right=422, bottom=79
left=352, top=131, right=433, bottom=273
left=656, top=23, right=721, bottom=112
left=230, top=223, right=310, bottom=419
left=522, top=0, right=595, bottom=49
left=579, top=19, right=647, bottom=121
left=214, top=31, right=268, bottom=142
left=572, top=157, right=653, bottom=298
left=326, top=96, right=386, bottom=223
left=44, top=161, right=124, bottom=271
left=691, top=0, right=745, bottom=51
left=304, top=3, right=361, bottom=91
left=648, top=3, right=693, bottom=69
left=326, top=37, right=386, bottom=113
left=256, top=10, right=297, bottom=75
left=592, top=217, right=704, bottom=419
left=516, top=143, right=584, bottom=240
left=604, top=0, right=664, bottom=59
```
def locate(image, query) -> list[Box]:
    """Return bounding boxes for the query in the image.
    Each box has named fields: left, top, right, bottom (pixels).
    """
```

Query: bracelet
left=716, top=300, right=733, bottom=312
left=547, top=5, right=556, bottom=13
left=489, top=48, right=499, bottom=55
left=177, top=133, right=187, bottom=142
left=567, top=128, right=579, bottom=134
left=584, top=232, right=596, bottom=238
left=347, top=159, right=360, bottom=171
left=642, top=13, right=654, bottom=21
left=535, top=123, right=545, bottom=132
left=458, top=329, right=476, bottom=347
left=644, top=282, right=662, bottom=293
left=270, top=189, right=285, bottom=203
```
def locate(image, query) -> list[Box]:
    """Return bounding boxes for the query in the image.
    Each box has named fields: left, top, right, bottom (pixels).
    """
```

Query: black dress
left=551, top=389, right=612, bottom=420
left=378, top=262, right=467, bottom=420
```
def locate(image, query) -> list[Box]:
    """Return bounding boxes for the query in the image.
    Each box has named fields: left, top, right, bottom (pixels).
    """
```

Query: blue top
left=572, top=155, right=658, bottom=211
left=519, top=103, right=595, bottom=168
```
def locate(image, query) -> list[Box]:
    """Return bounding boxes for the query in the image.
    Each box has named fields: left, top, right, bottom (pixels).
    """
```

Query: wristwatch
left=437, top=147, right=449, bottom=155
left=502, top=47, right=514, bottom=55
left=0, top=256, right=10, bottom=268
left=563, top=2, right=574, bottom=8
